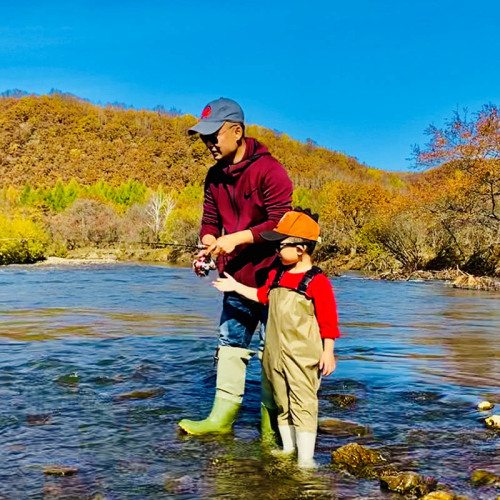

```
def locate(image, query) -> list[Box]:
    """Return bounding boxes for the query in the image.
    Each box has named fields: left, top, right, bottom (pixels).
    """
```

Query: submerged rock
left=26, top=413, right=52, bottom=425
left=404, top=391, right=444, bottom=405
left=0, top=415, right=19, bottom=427
left=92, top=375, right=124, bottom=386
left=470, top=469, right=500, bottom=488
left=9, top=444, right=26, bottom=451
left=56, top=372, right=79, bottom=386
left=319, top=419, right=371, bottom=437
left=324, top=393, right=357, bottom=408
left=43, top=465, right=78, bottom=476
left=132, top=361, right=163, bottom=381
left=114, top=387, right=165, bottom=400
left=380, top=471, right=435, bottom=497
left=484, top=414, right=500, bottom=429
left=164, top=474, right=201, bottom=494
left=331, top=442, right=388, bottom=478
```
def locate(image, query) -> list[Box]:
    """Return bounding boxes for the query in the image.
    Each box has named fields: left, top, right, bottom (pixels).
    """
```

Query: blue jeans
left=218, top=292, right=267, bottom=351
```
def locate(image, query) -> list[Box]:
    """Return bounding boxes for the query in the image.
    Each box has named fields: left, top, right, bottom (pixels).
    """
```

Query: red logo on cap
left=201, top=106, right=212, bottom=119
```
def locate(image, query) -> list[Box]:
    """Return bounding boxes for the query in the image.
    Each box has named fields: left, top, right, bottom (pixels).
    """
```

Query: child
left=213, top=208, right=340, bottom=468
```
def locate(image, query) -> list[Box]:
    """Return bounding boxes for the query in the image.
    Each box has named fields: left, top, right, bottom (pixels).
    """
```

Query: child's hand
left=212, top=272, right=238, bottom=293
left=319, top=351, right=336, bottom=376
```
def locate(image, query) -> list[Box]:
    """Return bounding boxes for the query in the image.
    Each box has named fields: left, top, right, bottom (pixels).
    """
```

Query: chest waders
left=263, top=266, right=323, bottom=468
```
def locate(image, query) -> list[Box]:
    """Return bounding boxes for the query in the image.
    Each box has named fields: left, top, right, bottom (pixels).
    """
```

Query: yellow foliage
left=0, top=213, right=48, bottom=264
left=0, top=186, right=20, bottom=207
left=321, top=180, right=392, bottom=229
left=0, top=94, right=405, bottom=192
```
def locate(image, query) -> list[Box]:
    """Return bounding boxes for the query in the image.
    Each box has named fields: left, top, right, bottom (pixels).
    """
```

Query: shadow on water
left=0, top=265, right=498, bottom=499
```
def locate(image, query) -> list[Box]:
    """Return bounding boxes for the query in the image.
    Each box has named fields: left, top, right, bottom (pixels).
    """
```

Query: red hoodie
left=201, top=138, right=293, bottom=287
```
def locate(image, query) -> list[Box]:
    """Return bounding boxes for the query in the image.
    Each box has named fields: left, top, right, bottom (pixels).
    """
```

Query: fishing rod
left=141, top=242, right=206, bottom=250
left=1, top=237, right=216, bottom=275
left=0, top=238, right=206, bottom=249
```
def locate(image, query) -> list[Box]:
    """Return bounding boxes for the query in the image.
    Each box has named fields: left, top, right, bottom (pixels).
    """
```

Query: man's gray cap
left=188, top=97, right=244, bottom=135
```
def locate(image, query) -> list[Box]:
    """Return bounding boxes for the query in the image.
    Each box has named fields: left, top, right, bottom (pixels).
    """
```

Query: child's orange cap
left=261, top=211, right=320, bottom=242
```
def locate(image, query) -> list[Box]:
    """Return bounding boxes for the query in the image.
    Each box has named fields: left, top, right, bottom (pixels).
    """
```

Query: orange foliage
left=414, top=105, right=500, bottom=225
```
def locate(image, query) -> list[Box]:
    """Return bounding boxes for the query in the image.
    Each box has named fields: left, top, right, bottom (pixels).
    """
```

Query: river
left=0, top=264, right=498, bottom=499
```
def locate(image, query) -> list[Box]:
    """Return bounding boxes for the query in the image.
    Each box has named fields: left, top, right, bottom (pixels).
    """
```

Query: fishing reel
left=192, top=254, right=216, bottom=277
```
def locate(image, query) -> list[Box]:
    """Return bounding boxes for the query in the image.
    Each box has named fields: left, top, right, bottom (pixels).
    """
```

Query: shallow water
left=0, top=264, right=498, bottom=499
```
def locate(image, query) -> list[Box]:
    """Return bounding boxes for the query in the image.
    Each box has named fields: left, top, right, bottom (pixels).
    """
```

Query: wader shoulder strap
left=269, top=268, right=286, bottom=291
left=296, top=266, right=323, bottom=296
left=269, top=266, right=323, bottom=298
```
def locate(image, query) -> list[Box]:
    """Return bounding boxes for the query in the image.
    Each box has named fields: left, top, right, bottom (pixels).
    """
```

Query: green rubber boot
left=178, top=345, right=255, bottom=435
left=261, top=404, right=281, bottom=446
left=259, top=351, right=281, bottom=447
left=178, top=396, right=241, bottom=434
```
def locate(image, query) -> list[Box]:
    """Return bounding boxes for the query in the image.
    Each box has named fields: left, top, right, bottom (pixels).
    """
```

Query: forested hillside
left=0, top=92, right=400, bottom=189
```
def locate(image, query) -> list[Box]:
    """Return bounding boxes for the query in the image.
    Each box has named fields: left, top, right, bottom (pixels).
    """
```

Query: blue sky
left=0, top=1, right=498, bottom=171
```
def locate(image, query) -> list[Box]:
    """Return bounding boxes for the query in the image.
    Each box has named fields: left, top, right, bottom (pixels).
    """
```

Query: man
left=178, top=97, right=293, bottom=436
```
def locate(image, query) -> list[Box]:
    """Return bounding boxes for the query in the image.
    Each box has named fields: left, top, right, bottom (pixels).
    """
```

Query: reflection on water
left=0, top=264, right=498, bottom=499
left=0, top=308, right=213, bottom=341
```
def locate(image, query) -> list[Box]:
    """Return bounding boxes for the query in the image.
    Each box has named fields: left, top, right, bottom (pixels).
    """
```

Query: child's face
left=276, top=238, right=303, bottom=265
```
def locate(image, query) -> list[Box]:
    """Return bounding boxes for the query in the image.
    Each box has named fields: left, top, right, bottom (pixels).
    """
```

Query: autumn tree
left=413, top=105, right=500, bottom=274
left=320, top=181, right=392, bottom=255
left=49, top=199, right=120, bottom=248
left=145, top=190, right=176, bottom=243
left=414, top=105, right=500, bottom=227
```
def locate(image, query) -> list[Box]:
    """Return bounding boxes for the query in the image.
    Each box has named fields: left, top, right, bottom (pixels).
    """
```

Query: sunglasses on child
left=276, top=242, right=304, bottom=252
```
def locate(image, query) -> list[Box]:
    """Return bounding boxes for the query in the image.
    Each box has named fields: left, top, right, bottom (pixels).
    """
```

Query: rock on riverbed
left=470, top=469, right=500, bottom=487
left=114, top=388, right=165, bottom=401
left=323, top=393, right=357, bottom=408
left=380, top=471, right=436, bottom=497
left=319, top=419, right=371, bottom=437
left=331, top=442, right=393, bottom=478
left=484, top=414, right=500, bottom=429
left=43, top=465, right=78, bottom=476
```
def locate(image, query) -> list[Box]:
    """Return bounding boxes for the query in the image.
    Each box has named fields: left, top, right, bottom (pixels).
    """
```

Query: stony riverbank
left=31, top=246, right=193, bottom=267
left=363, top=268, right=500, bottom=292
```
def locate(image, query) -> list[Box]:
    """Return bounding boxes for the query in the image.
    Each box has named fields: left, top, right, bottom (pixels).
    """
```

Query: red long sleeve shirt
left=257, top=269, right=341, bottom=339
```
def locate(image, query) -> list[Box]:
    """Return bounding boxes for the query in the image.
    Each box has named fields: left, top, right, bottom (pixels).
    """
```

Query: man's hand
left=205, top=230, right=254, bottom=258
left=212, top=272, right=238, bottom=293
left=197, top=235, right=217, bottom=257
left=319, top=350, right=336, bottom=377
left=207, top=234, right=240, bottom=258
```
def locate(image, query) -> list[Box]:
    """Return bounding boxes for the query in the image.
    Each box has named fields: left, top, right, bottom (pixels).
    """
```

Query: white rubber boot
left=296, top=431, right=317, bottom=469
left=271, top=425, right=296, bottom=458
left=278, top=425, right=296, bottom=454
